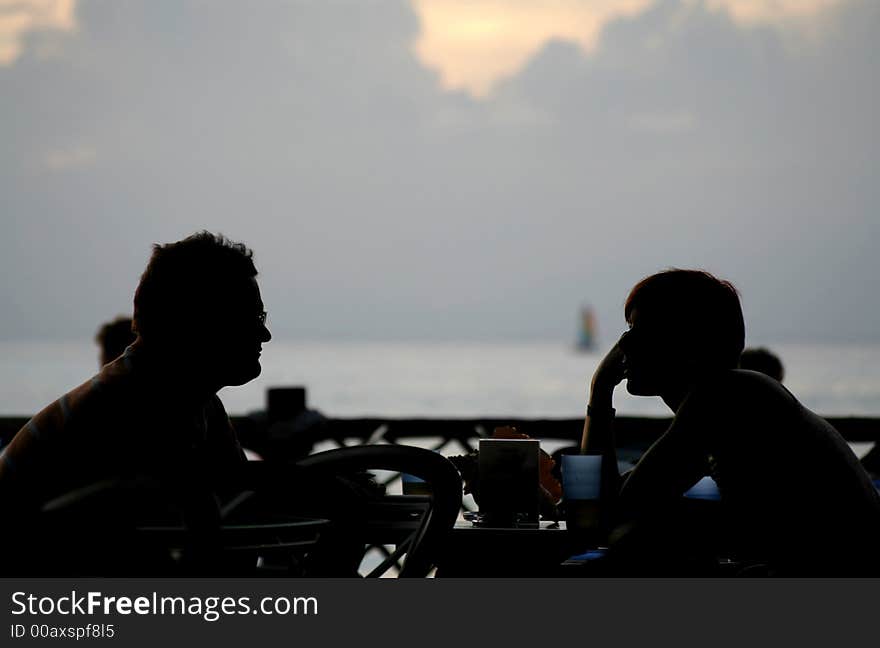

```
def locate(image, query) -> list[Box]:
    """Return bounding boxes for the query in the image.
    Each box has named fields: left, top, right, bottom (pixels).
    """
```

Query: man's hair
left=95, top=316, right=136, bottom=363
left=739, top=347, right=785, bottom=382
left=624, top=269, right=745, bottom=369
left=133, top=232, right=257, bottom=341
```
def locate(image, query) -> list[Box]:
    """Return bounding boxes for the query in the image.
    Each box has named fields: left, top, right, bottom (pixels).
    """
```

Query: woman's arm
left=617, top=390, right=710, bottom=520
left=580, top=342, right=625, bottom=456
left=579, top=343, right=627, bottom=528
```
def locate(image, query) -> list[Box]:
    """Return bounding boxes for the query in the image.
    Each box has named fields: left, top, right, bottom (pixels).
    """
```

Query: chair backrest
left=297, top=444, right=462, bottom=577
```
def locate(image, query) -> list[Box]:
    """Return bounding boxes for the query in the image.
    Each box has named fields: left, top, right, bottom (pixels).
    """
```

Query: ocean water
left=2, top=340, right=880, bottom=419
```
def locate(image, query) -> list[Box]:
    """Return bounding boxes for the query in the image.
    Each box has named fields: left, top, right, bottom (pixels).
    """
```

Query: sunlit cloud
left=0, top=0, right=76, bottom=65
left=413, top=0, right=652, bottom=97
left=706, top=0, right=843, bottom=24
left=412, top=0, right=847, bottom=97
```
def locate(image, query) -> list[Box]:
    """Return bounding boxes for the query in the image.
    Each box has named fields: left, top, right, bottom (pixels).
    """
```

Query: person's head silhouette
left=618, top=269, right=744, bottom=404
left=739, top=347, right=785, bottom=382
left=95, top=316, right=136, bottom=367
left=132, top=231, right=271, bottom=391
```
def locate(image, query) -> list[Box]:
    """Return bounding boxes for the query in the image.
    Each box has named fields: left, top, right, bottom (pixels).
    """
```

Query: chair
left=28, top=477, right=329, bottom=576
left=296, top=444, right=462, bottom=577
left=134, top=517, right=331, bottom=576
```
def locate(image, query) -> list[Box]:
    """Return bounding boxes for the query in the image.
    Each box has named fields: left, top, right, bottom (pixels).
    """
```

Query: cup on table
left=478, top=438, right=540, bottom=526
left=561, top=454, right=603, bottom=535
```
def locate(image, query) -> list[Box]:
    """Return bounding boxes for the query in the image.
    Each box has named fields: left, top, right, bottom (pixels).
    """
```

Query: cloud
left=0, top=0, right=75, bottom=64
left=705, top=0, right=843, bottom=24
left=1, top=0, right=878, bottom=344
left=413, top=0, right=652, bottom=96
left=412, top=0, right=848, bottom=97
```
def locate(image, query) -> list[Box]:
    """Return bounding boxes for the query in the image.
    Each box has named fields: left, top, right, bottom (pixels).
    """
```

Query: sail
left=577, top=306, right=597, bottom=351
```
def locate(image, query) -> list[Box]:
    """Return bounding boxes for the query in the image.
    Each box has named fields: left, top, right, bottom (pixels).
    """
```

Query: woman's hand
left=590, top=342, right=626, bottom=408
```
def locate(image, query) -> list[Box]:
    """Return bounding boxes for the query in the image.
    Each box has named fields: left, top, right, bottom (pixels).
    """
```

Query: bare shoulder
left=726, top=369, right=799, bottom=407
left=696, top=368, right=792, bottom=400
left=677, top=369, right=796, bottom=425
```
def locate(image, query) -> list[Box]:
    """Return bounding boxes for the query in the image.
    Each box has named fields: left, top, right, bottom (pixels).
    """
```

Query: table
left=435, top=520, right=585, bottom=577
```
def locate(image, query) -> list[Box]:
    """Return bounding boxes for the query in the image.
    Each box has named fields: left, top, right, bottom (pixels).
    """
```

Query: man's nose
left=259, top=323, right=272, bottom=343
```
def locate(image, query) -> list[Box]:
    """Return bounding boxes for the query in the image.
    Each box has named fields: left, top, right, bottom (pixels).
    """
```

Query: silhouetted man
left=739, top=346, right=785, bottom=382
left=581, top=269, right=880, bottom=575
left=0, top=232, right=271, bottom=570
left=95, top=315, right=137, bottom=367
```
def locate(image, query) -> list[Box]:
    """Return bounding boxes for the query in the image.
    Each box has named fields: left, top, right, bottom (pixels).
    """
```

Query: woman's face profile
left=619, top=307, right=678, bottom=396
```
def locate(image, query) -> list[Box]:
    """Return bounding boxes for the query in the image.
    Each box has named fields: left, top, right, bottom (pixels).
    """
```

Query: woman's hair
left=625, top=269, right=745, bottom=369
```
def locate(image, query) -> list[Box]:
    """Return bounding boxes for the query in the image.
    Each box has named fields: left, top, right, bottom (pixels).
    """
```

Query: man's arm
left=205, top=396, right=247, bottom=466
left=0, top=413, right=59, bottom=515
left=203, top=396, right=250, bottom=511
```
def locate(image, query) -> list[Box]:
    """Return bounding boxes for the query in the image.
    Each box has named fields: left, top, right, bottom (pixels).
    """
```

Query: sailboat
left=576, top=306, right=597, bottom=351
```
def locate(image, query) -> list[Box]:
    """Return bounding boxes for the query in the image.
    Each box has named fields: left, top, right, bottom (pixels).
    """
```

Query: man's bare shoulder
left=50, top=355, right=140, bottom=435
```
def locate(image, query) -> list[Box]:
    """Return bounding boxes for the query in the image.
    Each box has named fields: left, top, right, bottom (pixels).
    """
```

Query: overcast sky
left=1, top=0, right=878, bottom=345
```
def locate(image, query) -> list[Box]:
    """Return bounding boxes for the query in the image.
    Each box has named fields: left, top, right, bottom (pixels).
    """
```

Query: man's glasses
left=257, top=311, right=268, bottom=326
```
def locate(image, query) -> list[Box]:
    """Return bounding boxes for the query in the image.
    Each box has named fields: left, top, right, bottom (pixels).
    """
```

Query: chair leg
left=366, top=535, right=414, bottom=578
